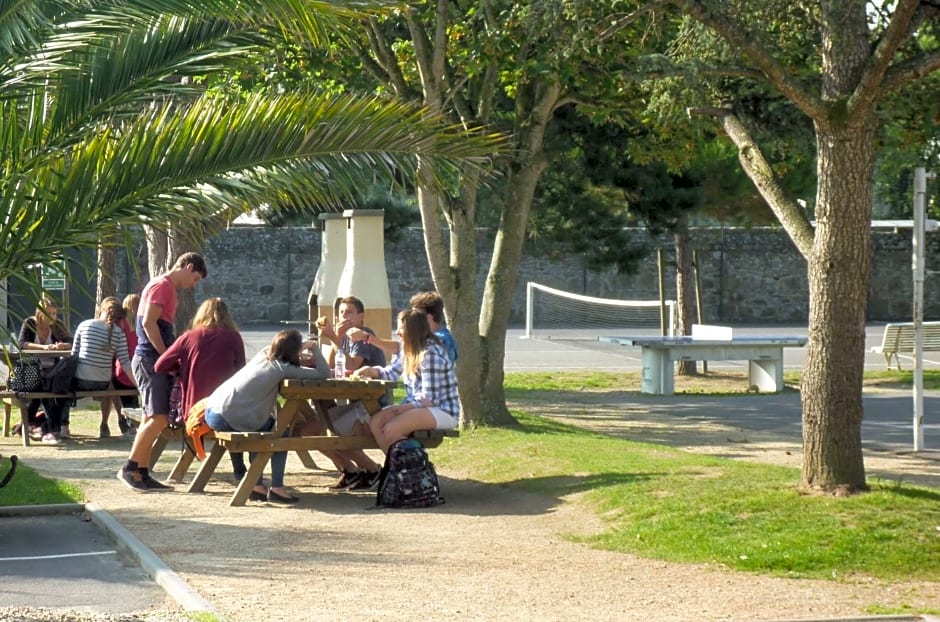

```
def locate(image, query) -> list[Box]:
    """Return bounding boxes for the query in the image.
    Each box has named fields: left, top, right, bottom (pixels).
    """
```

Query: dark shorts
left=132, top=354, right=170, bottom=419
left=112, top=376, right=140, bottom=408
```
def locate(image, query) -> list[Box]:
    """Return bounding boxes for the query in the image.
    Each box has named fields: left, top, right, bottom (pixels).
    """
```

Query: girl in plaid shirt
left=353, top=309, right=459, bottom=452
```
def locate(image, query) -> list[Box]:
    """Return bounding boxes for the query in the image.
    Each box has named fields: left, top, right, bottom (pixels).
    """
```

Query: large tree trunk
left=477, top=81, right=558, bottom=425
left=800, top=122, right=874, bottom=492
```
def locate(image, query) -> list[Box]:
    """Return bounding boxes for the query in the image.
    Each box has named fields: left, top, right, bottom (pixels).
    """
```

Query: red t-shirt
left=135, top=275, right=178, bottom=357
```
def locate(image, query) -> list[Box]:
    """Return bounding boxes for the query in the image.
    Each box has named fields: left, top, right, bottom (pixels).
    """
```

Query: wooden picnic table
left=187, top=377, right=445, bottom=506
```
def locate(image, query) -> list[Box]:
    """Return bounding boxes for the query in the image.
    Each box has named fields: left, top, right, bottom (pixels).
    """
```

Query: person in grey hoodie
left=205, top=329, right=328, bottom=504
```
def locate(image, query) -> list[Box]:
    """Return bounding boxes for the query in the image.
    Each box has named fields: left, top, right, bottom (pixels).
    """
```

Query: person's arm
left=347, top=328, right=400, bottom=356
left=141, top=301, right=167, bottom=354
left=353, top=352, right=401, bottom=381
left=52, top=321, right=72, bottom=349
left=414, top=347, right=450, bottom=407
left=114, top=332, right=136, bottom=385
left=17, top=319, right=36, bottom=349
left=70, top=326, right=82, bottom=356
left=154, top=334, right=183, bottom=373
left=298, top=345, right=329, bottom=374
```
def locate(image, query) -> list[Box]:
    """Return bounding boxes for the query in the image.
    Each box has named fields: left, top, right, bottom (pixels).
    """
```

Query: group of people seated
left=15, top=294, right=139, bottom=444
left=105, top=251, right=459, bottom=506
left=11, top=252, right=461, bottom=507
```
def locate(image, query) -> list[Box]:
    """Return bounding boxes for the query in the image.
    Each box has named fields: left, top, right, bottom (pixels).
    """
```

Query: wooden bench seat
left=870, top=321, right=940, bottom=370
left=189, top=428, right=459, bottom=506
left=0, top=389, right=139, bottom=446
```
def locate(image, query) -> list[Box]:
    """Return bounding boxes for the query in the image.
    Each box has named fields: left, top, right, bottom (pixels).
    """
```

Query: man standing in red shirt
left=117, top=252, right=207, bottom=492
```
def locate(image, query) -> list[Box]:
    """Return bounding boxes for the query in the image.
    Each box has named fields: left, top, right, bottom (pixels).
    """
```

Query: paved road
left=0, top=509, right=169, bottom=613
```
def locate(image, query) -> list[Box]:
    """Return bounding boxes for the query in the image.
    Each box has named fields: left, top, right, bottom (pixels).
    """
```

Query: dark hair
left=266, top=329, right=303, bottom=366
left=409, top=291, right=445, bottom=324
left=339, top=296, right=364, bottom=314
left=173, top=252, right=207, bottom=278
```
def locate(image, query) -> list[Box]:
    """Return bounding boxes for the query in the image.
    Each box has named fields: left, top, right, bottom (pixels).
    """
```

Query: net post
left=523, top=281, right=534, bottom=339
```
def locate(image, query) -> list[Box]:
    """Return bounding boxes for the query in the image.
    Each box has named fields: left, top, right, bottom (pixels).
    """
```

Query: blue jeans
left=205, top=408, right=287, bottom=488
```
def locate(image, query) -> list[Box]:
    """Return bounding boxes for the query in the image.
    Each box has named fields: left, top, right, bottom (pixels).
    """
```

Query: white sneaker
left=41, top=433, right=58, bottom=445
left=58, top=425, right=71, bottom=439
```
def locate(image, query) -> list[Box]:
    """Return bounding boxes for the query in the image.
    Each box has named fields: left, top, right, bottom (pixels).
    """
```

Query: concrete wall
left=115, top=225, right=940, bottom=329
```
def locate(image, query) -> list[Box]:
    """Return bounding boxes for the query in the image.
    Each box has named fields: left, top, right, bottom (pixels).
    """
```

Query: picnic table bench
left=870, top=321, right=940, bottom=370
left=186, top=377, right=458, bottom=506
left=1, top=388, right=140, bottom=446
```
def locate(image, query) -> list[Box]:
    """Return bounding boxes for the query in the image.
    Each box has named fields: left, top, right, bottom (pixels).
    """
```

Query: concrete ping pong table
left=599, top=325, right=808, bottom=395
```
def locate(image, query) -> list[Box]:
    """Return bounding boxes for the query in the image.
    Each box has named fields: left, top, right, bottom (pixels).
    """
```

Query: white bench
left=870, top=321, right=940, bottom=370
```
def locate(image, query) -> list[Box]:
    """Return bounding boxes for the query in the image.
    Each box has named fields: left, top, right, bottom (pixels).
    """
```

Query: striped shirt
left=72, top=319, right=132, bottom=383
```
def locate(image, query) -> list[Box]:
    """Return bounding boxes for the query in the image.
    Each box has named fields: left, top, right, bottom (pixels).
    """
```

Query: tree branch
left=882, top=49, right=940, bottom=92
left=363, top=17, right=410, bottom=98
left=850, top=0, right=921, bottom=115
left=674, top=0, right=826, bottom=121
left=688, top=106, right=814, bottom=259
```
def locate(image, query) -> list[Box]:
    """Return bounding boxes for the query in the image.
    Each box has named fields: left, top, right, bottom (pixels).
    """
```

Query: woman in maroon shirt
left=155, top=297, right=245, bottom=433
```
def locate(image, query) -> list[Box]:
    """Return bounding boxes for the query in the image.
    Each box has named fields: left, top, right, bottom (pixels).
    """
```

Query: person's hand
left=334, top=318, right=353, bottom=340
left=318, top=322, right=336, bottom=340
left=347, top=327, right=369, bottom=343
left=298, top=352, right=316, bottom=368
left=352, top=367, right=376, bottom=379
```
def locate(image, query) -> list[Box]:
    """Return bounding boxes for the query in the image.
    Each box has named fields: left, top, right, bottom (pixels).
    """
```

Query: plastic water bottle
left=334, top=348, right=346, bottom=378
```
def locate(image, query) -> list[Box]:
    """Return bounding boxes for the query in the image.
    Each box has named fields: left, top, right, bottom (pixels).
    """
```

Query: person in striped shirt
left=71, top=297, right=136, bottom=438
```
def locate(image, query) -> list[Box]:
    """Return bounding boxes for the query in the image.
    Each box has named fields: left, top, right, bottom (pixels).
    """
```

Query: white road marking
left=0, top=550, right=117, bottom=562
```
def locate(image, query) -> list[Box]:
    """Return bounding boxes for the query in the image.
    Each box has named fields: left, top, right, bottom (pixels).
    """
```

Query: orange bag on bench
left=185, top=398, right=211, bottom=460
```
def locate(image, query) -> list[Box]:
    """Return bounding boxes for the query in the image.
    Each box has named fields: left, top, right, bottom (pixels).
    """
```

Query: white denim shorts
left=428, top=407, right=459, bottom=430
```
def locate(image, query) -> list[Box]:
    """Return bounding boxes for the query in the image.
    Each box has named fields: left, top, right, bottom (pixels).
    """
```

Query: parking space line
left=0, top=550, right=117, bottom=562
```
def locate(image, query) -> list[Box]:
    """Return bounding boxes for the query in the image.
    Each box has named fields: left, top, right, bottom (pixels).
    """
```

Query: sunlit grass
left=434, top=411, right=940, bottom=583
left=0, top=459, right=83, bottom=506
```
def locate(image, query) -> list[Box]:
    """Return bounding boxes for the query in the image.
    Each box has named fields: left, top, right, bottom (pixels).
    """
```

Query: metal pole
left=913, top=167, right=926, bottom=451
left=524, top=282, right=533, bottom=339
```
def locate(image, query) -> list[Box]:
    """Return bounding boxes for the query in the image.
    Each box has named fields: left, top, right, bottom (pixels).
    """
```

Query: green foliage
left=0, top=0, right=504, bottom=305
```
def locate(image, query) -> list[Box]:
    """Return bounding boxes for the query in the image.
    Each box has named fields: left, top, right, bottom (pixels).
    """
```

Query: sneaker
left=139, top=468, right=174, bottom=492
left=40, top=433, right=58, bottom=445
left=350, top=470, right=381, bottom=491
left=58, top=425, right=71, bottom=439
left=29, top=426, right=43, bottom=440
left=99, top=424, right=111, bottom=439
left=328, top=470, right=362, bottom=491
left=117, top=466, right=148, bottom=492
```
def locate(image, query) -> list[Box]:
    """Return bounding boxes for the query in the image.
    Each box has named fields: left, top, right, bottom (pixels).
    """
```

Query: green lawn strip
left=433, top=412, right=940, bottom=583
left=505, top=369, right=940, bottom=394
left=0, top=459, right=82, bottom=506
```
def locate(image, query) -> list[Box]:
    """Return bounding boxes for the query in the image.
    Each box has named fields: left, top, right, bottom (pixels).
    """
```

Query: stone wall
left=118, top=225, right=940, bottom=328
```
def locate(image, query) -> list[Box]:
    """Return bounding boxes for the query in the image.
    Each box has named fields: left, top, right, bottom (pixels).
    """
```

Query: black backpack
left=376, top=438, right=444, bottom=508
left=41, top=354, right=78, bottom=394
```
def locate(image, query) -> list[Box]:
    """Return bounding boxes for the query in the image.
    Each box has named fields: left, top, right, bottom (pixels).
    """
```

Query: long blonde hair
left=122, top=293, right=140, bottom=319
left=191, top=297, right=238, bottom=331
left=398, top=309, right=433, bottom=378
left=97, top=296, right=126, bottom=350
